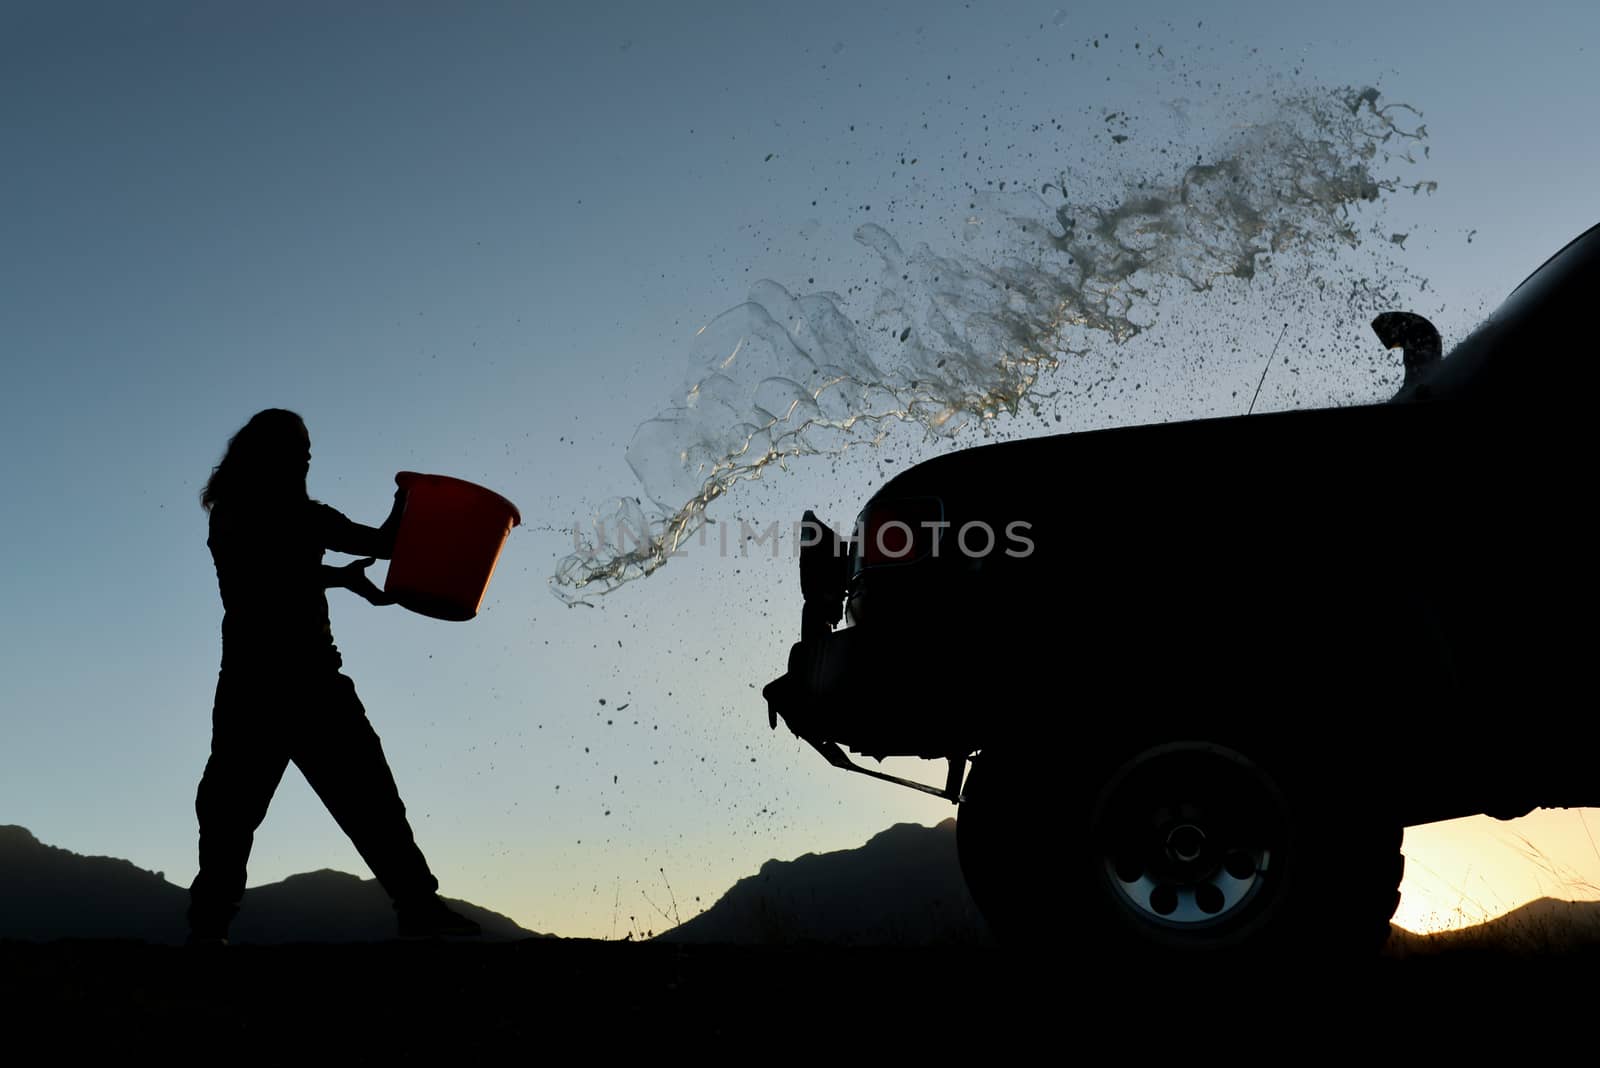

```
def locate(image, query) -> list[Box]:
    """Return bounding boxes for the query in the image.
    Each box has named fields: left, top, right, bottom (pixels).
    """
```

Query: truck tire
left=957, top=744, right=1403, bottom=958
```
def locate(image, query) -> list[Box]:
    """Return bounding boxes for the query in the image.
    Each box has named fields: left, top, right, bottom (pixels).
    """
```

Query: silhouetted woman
left=188, top=408, right=478, bottom=943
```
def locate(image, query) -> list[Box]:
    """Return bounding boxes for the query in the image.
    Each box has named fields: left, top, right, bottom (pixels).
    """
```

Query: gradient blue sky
left=3, top=1, right=1597, bottom=937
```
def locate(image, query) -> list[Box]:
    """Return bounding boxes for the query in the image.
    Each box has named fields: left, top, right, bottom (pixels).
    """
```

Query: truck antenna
left=1247, top=323, right=1289, bottom=416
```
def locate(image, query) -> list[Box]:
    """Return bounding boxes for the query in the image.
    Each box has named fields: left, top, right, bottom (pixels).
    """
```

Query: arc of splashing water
left=551, top=86, right=1429, bottom=605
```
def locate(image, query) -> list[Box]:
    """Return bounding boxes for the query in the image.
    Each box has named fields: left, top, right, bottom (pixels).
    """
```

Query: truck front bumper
left=764, top=619, right=978, bottom=757
left=763, top=626, right=872, bottom=743
left=762, top=510, right=972, bottom=799
left=763, top=625, right=969, bottom=801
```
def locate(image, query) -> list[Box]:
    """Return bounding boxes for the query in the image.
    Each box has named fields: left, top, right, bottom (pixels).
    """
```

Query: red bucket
left=385, top=472, right=521, bottom=621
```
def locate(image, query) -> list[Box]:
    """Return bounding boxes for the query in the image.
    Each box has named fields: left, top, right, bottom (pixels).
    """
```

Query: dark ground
left=4, top=936, right=1594, bottom=1055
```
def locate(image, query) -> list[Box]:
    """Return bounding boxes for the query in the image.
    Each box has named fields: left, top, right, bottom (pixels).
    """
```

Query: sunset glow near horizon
left=2, top=1, right=1597, bottom=941
left=1396, top=812, right=1600, bottom=935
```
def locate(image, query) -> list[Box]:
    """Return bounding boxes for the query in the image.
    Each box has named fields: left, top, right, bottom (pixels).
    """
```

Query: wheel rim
left=1091, top=742, right=1289, bottom=934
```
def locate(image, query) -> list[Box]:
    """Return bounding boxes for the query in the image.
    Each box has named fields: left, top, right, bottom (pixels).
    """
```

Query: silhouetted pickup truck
left=763, top=223, right=1599, bottom=956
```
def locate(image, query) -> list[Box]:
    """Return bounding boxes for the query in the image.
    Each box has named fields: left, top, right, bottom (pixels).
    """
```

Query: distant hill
left=0, top=825, right=188, bottom=942
left=1389, top=897, right=1600, bottom=957
left=0, top=825, right=541, bottom=943
left=656, top=819, right=992, bottom=946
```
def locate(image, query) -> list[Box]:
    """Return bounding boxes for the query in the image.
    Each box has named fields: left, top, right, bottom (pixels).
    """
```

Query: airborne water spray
left=552, top=86, right=1430, bottom=604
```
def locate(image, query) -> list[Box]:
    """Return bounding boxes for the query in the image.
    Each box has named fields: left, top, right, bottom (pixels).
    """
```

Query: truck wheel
left=958, top=744, right=1403, bottom=957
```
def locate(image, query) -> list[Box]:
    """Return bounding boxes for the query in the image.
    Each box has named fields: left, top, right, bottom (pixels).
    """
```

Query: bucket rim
left=395, top=471, right=522, bottom=527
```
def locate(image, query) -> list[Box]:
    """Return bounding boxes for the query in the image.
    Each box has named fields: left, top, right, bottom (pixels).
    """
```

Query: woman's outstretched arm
left=317, top=487, right=408, bottom=559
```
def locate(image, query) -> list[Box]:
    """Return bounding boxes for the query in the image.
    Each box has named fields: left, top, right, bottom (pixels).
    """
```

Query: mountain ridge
left=655, top=817, right=992, bottom=946
left=0, top=823, right=542, bottom=943
left=14, top=821, right=1600, bottom=952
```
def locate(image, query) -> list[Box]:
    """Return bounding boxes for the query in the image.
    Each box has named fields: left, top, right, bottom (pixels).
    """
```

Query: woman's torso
left=209, top=497, right=342, bottom=674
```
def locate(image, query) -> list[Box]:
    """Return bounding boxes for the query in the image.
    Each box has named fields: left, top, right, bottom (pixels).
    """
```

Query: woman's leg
left=188, top=674, right=291, bottom=938
left=291, top=672, right=439, bottom=906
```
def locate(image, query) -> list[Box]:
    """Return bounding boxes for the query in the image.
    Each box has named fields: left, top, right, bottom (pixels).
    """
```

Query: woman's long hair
left=201, top=408, right=309, bottom=512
